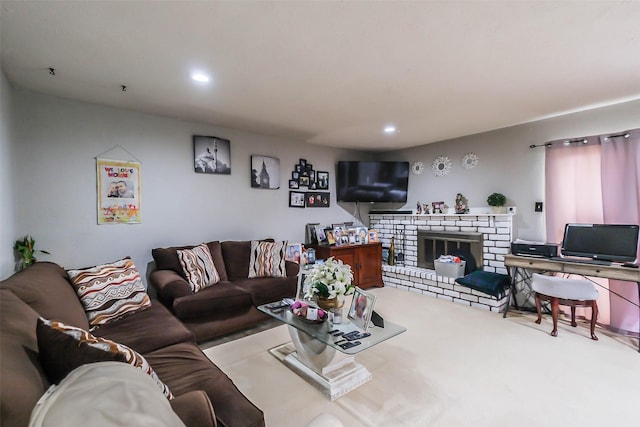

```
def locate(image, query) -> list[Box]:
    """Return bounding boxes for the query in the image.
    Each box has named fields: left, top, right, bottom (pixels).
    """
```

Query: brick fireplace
left=368, top=212, right=513, bottom=312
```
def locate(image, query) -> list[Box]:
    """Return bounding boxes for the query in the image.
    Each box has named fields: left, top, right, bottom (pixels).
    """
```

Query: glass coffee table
left=257, top=302, right=406, bottom=400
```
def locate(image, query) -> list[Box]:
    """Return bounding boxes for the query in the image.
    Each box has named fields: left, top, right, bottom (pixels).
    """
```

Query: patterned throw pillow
left=248, top=240, right=287, bottom=278
left=177, top=243, right=220, bottom=292
left=67, top=257, right=151, bottom=329
left=37, top=318, right=173, bottom=399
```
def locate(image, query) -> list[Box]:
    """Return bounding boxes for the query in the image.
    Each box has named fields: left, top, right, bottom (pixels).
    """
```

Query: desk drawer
left=505, top=257, right=560, bottom=272
left=562, top=264, right=640, bottom=281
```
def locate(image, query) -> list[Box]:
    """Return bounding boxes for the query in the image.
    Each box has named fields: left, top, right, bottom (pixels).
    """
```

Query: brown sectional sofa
left=150, top=240, right=299, bottom=342
left=0, top=262, right=265, bottom=427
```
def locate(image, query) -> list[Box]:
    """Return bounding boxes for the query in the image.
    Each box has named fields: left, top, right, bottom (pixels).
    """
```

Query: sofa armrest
left=170, top=390, right=217, bottom=427
left=149, top=270, right=192, bottom=307
left=285, top=261, right=300, bottom=278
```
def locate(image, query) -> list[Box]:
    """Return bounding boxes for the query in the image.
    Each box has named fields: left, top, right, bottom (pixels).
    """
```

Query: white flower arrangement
left=304, top=257, right=354, bottom=299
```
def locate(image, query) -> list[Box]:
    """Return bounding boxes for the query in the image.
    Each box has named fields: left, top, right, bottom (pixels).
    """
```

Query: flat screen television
left=561, top=223, right=639, bottom=263
left=336, top=161, right=409, bottom=203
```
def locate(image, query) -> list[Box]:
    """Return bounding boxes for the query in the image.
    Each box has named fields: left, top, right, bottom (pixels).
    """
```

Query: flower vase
left=316, top=296, right=343, bottom=311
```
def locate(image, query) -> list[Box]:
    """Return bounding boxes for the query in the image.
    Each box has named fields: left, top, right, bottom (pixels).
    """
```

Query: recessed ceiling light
left=384, top=126, right=396, bottom=134
left=191, top=72, right=210, bottom=83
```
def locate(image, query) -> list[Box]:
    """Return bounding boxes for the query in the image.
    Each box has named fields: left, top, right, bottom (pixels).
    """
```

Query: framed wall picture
left=193, top=135, right=231, bottom=174
left=289, top=191, right=305, bottom=208
left=289, top=179, right=299, bottom=189
left=251, top=155, right=280, bottom=189
left=97, top=159, right=141, bottom=224
left=348, top=287, right=376, bottom=331
left=305, top=192, right=330, bottom=207
left=316, top=171, right=329, bottom=190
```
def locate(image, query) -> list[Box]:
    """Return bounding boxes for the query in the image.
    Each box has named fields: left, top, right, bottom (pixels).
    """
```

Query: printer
left=510, top=240, right=558, bottom=258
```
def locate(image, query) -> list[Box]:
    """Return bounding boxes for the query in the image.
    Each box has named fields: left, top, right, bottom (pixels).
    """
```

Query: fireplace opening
left=417, top=230, right=483, bottom=270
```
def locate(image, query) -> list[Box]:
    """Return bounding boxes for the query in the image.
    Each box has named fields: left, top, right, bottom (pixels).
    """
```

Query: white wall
left=5, top=87, right=639, bottom=281
left=0, top=72, right=17, bottom=278
left=8, top=88, right=365, bottom=281
left=385, top=99, right=640, bottom=241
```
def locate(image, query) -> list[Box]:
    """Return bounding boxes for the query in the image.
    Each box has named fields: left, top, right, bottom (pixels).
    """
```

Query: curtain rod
left=603, top=132, right=630, bottom=141
left=529, top=138, right=588, bottom=149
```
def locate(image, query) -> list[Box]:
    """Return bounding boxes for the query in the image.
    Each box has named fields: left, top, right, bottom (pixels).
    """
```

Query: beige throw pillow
left=248, top=240, right=287, bottom=278
left=66, top=257, right=151, bottom=329
left=177, top=243, right=220, bottom=292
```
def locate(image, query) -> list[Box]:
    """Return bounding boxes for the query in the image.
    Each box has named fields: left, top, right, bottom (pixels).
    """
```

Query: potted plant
left=13, top=235, right=50, bottom=271
left=487, top=192, right=507, bottom=213
left=304, top=257, right=355, bottom=311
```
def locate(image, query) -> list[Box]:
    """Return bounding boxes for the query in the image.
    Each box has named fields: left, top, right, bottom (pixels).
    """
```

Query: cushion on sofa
left=28, top=362, right=185, bottom=427
left=92, top=301, right=194, bottom=354
left=38, top=318, right=174, bottom=399
left=172, top=282, right=252, bottom=321
left=248, top=240, right=287, bottom=278
left=36, top=317, right=126, bottom=384
left=0, top=289, right=50, bottom=427
left=221, top=240, right=252, bottom=280
left=153, top=241, right=228, bottom=281
left=177, top=243, right=221, bottom=292
left=146, top=342, right=265, bottom=427
left=235, top=276, right=298, bottom=306
left=66, top=257, right=151, bottom=328
left=0, top=262, right=90, bottom=330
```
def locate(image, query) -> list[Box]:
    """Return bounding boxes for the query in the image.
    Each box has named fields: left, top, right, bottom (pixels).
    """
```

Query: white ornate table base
left=268, top=325, right=372, bottom=400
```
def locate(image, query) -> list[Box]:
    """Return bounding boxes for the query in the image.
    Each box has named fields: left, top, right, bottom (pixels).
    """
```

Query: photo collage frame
left=288, top=158, right=330, bottom=208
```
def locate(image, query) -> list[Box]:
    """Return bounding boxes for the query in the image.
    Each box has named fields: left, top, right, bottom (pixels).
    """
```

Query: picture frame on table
left=285, top=242, right=302, bottom=263
left=305, top=223, right=319, bottom=245
left=355, top=226, right=368, bottom=244
left=325, top=228, right=337, bottom=246
left=289, top=191, right=305, bottom=208
left=368, top=229, right=379, bottom=242
left=315, top=225, right=328, bottom=245
left=348, top=287, right=376, bottom=331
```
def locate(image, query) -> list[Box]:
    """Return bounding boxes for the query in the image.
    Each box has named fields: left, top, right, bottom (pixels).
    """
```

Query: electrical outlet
left=535, top=202, right=543, bottom=212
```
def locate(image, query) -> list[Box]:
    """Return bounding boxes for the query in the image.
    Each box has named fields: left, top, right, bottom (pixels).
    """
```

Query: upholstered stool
left=530, top=273, right=599, bottom=340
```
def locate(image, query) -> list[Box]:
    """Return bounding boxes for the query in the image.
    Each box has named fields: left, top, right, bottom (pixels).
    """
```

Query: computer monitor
left=561, top=223, right=639, bottom=263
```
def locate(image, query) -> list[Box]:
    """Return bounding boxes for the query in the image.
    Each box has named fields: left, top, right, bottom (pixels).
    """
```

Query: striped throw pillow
left=39, top=318, right=173, bottom=399
left=177, top=243, right=220, bottom=292
left=248, top=240, right=287, bottom=278
left=67, top=257, right=151, bottom=329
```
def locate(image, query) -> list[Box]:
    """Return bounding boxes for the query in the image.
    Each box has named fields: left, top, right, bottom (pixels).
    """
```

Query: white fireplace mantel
left=368, top=212, right=514, bottom=273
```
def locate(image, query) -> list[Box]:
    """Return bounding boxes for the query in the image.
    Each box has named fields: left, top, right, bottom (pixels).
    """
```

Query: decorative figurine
left=416, top=201, right=422, bottom=214
left=423, top=203, right=430, bottom=214
left=455, top=193, right=468, bottom=214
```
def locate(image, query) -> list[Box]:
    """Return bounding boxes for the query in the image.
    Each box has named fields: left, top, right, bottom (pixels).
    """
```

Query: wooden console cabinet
left=311, top=242, right=383, bottom=289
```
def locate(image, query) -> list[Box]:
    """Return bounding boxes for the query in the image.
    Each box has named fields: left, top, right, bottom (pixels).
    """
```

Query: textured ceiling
left=2, top=1, right=639, bottom=151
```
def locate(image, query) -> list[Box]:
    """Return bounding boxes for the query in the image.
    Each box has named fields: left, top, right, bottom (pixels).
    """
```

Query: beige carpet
left=203, top=287, right=640, bottom=427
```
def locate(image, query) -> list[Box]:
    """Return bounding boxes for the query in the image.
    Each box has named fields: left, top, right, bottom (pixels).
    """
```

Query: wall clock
left=432, top=156, right=452, bottom=176
left=462, top=152, right=479, bottom=169
left=411, top=161, right=425, bottom=175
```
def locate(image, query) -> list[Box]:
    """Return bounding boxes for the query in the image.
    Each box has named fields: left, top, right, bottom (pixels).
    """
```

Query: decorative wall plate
left=432, top=156, right=452, bottom=176
left=411, top=161, right=425, bottom=175
left=462, top=152, right=479, bottom=169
